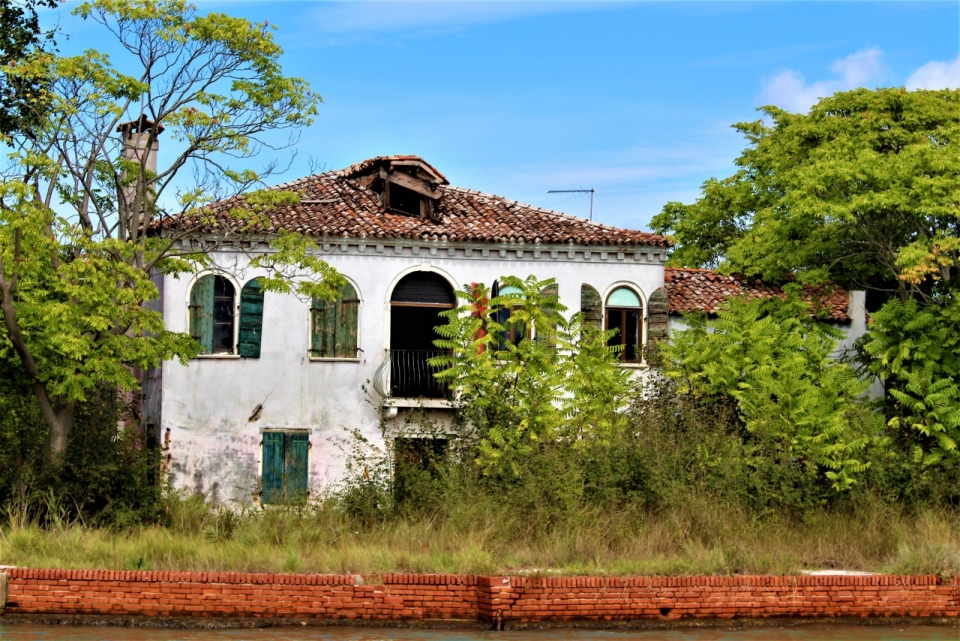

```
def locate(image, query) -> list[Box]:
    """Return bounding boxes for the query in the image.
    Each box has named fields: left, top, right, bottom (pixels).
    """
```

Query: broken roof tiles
left=158, top=157, right=670, bottom=248
left=664, top=267, right=851, bottom=322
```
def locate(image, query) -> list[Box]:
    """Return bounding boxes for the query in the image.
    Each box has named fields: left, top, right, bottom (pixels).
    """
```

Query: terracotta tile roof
left=158, top=157, right=670, bottom=248
left=664, top=267, right=851, bottom=322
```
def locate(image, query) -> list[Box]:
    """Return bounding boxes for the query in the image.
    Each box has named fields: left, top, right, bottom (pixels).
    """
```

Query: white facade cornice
left=173, top=234, right=668, bottom=265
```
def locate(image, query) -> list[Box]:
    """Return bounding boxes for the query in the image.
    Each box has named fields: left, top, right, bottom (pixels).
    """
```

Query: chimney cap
left=116, top=114, right=165, bottom=135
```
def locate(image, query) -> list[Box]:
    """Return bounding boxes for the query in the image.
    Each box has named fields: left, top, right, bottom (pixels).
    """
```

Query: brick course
left=2, top=569, right=957, bottom=623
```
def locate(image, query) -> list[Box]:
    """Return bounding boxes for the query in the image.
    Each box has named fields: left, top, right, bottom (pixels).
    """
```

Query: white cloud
left=759, top=47, right=883, bottom=113
left=906, top=56, right=960, bottom=90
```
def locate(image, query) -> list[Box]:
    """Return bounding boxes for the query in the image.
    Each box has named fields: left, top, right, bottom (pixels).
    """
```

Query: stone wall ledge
left=1, top=570, right=957, bottom=625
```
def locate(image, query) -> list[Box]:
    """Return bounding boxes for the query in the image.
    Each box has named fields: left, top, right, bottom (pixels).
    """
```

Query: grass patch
left=2, top=495, right=958, bottom=576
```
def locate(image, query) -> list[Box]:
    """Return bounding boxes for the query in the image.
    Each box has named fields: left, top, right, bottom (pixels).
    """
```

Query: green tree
left=0, top=0, right=342, bottom=467
left=0, top=0, right=59, bottom=137
left=652, top=88, right=960, bottom=303
left=663, top=291, right=883, bottom=491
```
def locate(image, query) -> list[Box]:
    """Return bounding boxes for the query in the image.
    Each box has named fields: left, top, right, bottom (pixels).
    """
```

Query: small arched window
left=492, top=281, right=525, bottom=349
left=605, top=286, right=643, bottom=363
left=311, top=281, right=360, bottom=358
left=189, top=274, right=236, bottom=355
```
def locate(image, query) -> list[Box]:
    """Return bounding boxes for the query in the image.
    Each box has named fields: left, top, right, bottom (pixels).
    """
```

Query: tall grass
left=2, top=492, right=958, bottom=576
left=1, top=378, right=958, bottom=577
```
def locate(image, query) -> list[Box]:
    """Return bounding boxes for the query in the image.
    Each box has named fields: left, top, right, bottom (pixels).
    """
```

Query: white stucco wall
left=159, top=242, right=666, bottom=504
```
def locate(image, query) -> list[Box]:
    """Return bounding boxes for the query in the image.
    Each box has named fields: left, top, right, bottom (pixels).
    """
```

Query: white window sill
left=308, top=356, right=361, bottom=363
left=618, top=362, right=648, bottom=370
left=385, top=398, right=454, bottom=410
left=196, top=354, right=241, bottom=360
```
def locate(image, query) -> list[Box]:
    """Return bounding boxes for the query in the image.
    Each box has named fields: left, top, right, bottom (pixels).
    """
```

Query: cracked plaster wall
left=159, top=249, right=665, bottom=504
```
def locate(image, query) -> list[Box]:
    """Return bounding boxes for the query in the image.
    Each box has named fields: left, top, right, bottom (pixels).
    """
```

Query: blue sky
left=47, top=1, right=960, bottom=231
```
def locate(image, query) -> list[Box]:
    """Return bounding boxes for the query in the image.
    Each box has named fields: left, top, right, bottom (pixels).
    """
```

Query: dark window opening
left=607, top=308, right=641, bottom=363
left=491, top=281, right=527, bottom=350
left=387, top=182, right=423, bottom=217
left=212, top=276, right=236, bottom=354
left=389, top=272, right=455, bottom=398
left=189, top=274, right=236, bottom=355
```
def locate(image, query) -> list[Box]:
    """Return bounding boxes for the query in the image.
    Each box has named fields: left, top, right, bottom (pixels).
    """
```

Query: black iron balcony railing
left=373, top=349, right=450, bottom=399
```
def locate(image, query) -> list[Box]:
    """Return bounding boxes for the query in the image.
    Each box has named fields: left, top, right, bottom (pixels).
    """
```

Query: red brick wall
left=3, top=569, right=957, bottom=622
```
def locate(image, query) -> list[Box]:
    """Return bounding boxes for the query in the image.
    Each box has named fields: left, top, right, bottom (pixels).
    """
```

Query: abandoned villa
left=137, top=133, right=868, bottom=504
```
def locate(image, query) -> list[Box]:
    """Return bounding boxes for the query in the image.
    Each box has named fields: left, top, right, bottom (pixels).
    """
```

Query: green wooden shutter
left=647, top=287, right=669, bottom=341
left=312, top=283, right=359, bottom=358
left=189, top=275, right=215, bottom=354
left=336, top=283, right=359, bottom=358
left=285, top=432, right=309, bottom=501
left=262, top=432, right=285, bottom=504
left=238, top=279, right=265, bottom=358
left=311, top=297, right=336, bottom=357
left=581, top=283, right=602, bottom=329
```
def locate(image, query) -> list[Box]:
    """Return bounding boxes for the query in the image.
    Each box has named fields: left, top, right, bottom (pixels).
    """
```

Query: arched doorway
left=389, top=271, right=456, bottom=398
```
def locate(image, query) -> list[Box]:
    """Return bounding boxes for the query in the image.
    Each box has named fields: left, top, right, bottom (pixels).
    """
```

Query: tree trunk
left=0, top=270, right=76, bottom=469
left=33, top=384, right=75, bottom=468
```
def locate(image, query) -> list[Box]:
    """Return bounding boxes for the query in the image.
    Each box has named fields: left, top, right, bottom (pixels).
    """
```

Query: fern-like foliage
left=863, top=297, right=960, bottom=468
left=662, top=288, right=884, bottom=491
left=431, top=275, right=632, bottom=478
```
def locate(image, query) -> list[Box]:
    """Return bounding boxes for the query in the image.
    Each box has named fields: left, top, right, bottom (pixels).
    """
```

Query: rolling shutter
left=238, top=279, right=265, bottom=358
left=189, top=275, right=215, bottom=354
left=391, top=272, right=455, bottom=305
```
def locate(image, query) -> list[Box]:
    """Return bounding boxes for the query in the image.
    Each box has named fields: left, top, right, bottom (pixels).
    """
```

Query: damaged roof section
left=665, top=267, right=852, bottom=322
left=158, top=155, right=671, bottom=248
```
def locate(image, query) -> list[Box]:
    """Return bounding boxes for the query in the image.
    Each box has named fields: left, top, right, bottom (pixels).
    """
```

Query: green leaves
left=0, top=0, right=336, bottom=465
left=432, top=275, right=633, bottom=478
left=663, top=292, right=884, bottom=491
left=653, top=88, right=960, bottom=301
left=863, top=297, right=960, bottom=467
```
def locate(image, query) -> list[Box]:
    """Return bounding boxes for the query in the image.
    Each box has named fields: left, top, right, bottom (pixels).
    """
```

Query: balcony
left=374, top=349, right=450, bottom=401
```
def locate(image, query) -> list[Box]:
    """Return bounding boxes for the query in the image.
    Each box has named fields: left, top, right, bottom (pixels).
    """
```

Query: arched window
left=389, top=271, right=455, bottom=398
left=492, top=281, right=525, bottom=348
left=311, top=281, right=360, bottom=358
left=189, top=274, right=236, bottom=355
left=605, top=286, right=643, bottom=363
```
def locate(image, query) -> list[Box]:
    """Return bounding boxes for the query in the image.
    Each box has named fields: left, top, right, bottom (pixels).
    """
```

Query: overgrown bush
left=0, top=369, right=162, bottom=527
left=335, top=278, right=957, bottom=530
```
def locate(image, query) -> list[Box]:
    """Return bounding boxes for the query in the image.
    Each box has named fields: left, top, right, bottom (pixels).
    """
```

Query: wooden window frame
left=189, top=274, right=239, bottom=357
left=604, top=287, right=644, bottom=364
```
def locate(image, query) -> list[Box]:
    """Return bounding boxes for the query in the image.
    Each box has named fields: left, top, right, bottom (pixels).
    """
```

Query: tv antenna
left=546, top=189, right=596, bottom=221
